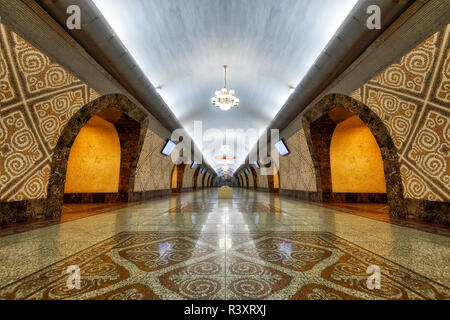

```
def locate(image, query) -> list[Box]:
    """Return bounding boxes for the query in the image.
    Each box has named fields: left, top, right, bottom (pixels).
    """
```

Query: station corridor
left=0, top=0, right=449, bottom=302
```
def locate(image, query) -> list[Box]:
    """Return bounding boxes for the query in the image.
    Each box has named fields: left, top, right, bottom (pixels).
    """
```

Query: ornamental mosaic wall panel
left=0, top=24, right=100, bottom=202
left=133, top=129, right=173, bottom=192
left=279, top=128, right=317, bottom=192
left=350, top=24, right=450, bottom=201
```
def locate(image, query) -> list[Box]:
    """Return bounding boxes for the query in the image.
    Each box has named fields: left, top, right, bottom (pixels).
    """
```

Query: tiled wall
left=350, top=25, right=449, bottom=202
left=182, top=166, right=195, bottom=189
left=133, top=128, right=173, bottom=192
left=279, top=128, right=317, bottom=192
left=0, top=24, right=100, bottom=202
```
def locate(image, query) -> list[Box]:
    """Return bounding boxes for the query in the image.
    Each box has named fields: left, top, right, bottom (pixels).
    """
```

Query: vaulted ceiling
left=92, top=0, right=358, bottom=174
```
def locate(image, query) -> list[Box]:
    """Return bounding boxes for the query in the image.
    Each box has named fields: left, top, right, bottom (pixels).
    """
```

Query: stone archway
left=171, top=163, right=186, bottom=193
left=250, top=166, right=258, bottom=190
left=45, top=94, right=149, bottom=217
left=202, top=172, right=207, bottom=188
left=192, top=167, right=201, bottom=191
left=302, top=93, right=406, bottom=217
left=263, top=163, right=279, bottom=194
left=243, top=171, right=249, bottom=189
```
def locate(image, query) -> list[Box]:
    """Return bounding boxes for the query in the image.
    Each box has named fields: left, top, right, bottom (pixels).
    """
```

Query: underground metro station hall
left=0, top=0, right=449, bottom=304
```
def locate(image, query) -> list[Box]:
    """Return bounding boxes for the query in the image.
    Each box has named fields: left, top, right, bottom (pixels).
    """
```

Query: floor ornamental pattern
left=1, top=231, right=448, bottom=300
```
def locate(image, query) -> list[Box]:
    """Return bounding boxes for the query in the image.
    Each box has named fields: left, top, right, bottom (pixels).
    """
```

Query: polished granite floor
left=0, top=189, right=449, bottom=300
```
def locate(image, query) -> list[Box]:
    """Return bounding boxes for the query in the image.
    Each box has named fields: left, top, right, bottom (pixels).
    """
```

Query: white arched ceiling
left=92, top=0, right=357, bottom=174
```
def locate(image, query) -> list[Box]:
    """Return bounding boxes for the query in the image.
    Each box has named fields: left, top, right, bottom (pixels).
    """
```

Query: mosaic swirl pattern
left=350, top=24, right=450, bottom=201
left=0, top=24, right=99, bottom=201
left=0, top=231, right=448, bottom=300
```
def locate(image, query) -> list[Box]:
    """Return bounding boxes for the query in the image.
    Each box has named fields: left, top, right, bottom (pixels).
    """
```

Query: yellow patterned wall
left=0, top=24, right=100, bottom=202
left=350, top=24, right=450, bottom=201
left=330, top=116, right=386, bottom=193
left=279, top=128, right=317, bottom=192
left=133, top=128, right=173, bottom=191
left=64, top=115, right=121, bottom=193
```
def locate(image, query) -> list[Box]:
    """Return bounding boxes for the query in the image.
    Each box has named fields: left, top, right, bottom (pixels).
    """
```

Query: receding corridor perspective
left=0, top=0, right=449, bottom=303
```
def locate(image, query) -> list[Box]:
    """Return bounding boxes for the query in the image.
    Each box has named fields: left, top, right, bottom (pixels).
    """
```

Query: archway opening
left=192, top=167, right=200, bottom=191
left=202, top=172, right=207, bottom=188
left=330, top=115, right=386, bottom=194
left=64, top=115, right=121, bottom=194
left=309, top=106, right=387, bottom=203
left=250, top=167, right=258, bottom=190
left=243, top=172, right=249, bottom=189
left=171, top=164, right=185, bottom=193
left=46, top=94, right=148, bottom=217
left=267, top=165, right=279, bottom=194
left=63, top=107, right=141, bottom=203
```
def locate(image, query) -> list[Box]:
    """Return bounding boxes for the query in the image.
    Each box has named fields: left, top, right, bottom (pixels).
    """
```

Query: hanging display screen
left=275, top=139, right=290, bottom=156
left=161, top=140, right=176, bottom=156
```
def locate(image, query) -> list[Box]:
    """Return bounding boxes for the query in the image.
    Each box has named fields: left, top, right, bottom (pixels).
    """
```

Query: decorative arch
left=302, top=93, right=406, bottom=217
left=242, top=172, right=249, bottom=189
left=250, top=166, right=258, bottom=190
left=171, top=163, right=186, bottom=193
left=192, top=167, right=201, bottom=190
left=263, top=163, right=280, bottom=194
left=46, top=94, right=149, bottom=217
left=202, top=172, right=208, bottom=188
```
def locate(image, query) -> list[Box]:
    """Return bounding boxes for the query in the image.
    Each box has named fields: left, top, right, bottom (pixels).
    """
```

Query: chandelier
left=211, top=65, right=239, bottom=111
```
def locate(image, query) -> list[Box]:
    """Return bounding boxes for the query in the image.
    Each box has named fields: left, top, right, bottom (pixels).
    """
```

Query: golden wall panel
left=330, top=116, right=386, bottom=193
left=64, top=115, right=121, bottom=193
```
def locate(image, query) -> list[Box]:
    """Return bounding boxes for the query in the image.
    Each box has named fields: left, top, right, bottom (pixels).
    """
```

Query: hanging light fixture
left=211, top=65, right=239, bottom=111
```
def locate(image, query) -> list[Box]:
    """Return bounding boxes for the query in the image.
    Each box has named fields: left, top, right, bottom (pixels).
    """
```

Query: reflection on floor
left=0, top=189, right=448, bottom=300
left=312, top=203, right=450, bottom=237
left=0, top=203, right=141, bottom=238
